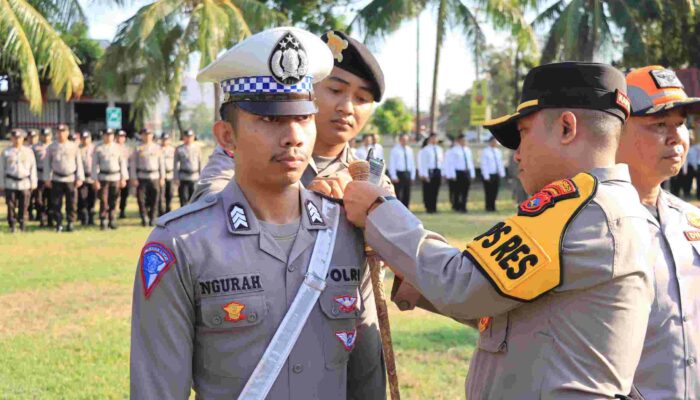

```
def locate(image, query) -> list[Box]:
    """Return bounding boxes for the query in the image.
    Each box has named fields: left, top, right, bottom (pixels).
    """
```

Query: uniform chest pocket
left=319, top=283, right=362, bottom=370
left=196, top=293, right=269, bottom=378
left=476, top=313, right=509, bottom=353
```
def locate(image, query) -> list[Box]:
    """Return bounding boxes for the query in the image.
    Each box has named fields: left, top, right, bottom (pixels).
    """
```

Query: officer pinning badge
left=686, top=212, right=700, bottom=228
left=334, top=295, right=358, bottom=313
left=229, top=203, right=249, bottom=231
left=139, top=242, right=176, bottom=298
left=518, top=178, right=579, bottom=217
left=306, top=200, right=324, bottom=225
left=223, top=301, right=246, bottom=322
left=325, top=31, right=348, bottom=62
left=478, top=316, right=492, bottom=333
left=335, top=329, right=357, bottom=351
left=685, top=231, right=700, bottom=241
left=269, top=31, right=308, bottom=85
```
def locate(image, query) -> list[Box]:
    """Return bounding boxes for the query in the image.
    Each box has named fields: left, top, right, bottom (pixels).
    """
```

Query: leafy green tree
left=0, top=0, right=85, bottom=113
left=440, top=91, right=470, bottom=138
left=60, top=22, right=104, bottom=97
left=371, top=97, right=414, bottom=136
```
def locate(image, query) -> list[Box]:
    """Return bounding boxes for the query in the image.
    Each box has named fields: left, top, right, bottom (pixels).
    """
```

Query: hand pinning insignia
left=269, top=32, right=308, bottom=85
left=139, top=242, right=176, bottom=298
left=334, top=295, right=358, bottom=313
left=306, top=200, right=324, bottom=225
left=335, top=329, right=357, bottom=351
left=229, top=203, right=249, bottom=231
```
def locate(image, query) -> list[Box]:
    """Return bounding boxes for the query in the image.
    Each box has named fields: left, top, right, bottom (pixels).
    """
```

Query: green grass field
left=0, top=173, right=515, bottom=399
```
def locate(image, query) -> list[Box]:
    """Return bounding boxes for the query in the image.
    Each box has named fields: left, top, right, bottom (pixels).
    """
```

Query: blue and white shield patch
left=139, top=242, right=176, bottom=298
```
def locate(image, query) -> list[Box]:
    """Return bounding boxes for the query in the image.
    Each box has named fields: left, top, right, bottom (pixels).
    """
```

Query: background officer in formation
left=129, top=128, right=165, bottom=227
left=0, top=129, right=37, bottom=232
left=92, top=129, right=129, bottom=230
left=77, top=131, right=96, bottom=226
left=117, top=129, right=130, bottom=219
left=344, top=62, right=656, bottom=399
left=44, top=124, right=84, bottom=232
left=388, top=133, right=415, bottom=207
left=444, top=134, right=475, bottom=212
left=158, top=132, right=175, bottom=216
left=417, top=133, right=443, bottom=213
left=32, top=128, right=53, bottom=227
left=25, top=129, right=39, bottom=220
left=480, top=135, right=506, bottom=211
left=173, top=129, right=201, bottom=206
left=617, top=65, right=700, bottom=399
left=131, top=26, right=385, bottom=399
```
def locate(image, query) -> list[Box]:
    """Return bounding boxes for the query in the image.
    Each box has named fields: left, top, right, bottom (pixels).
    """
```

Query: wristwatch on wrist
left=368, top=195, right=397, bottom=214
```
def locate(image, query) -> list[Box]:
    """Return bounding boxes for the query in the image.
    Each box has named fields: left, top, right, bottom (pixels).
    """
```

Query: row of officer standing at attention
left=129, top=23, right=698, bottom=400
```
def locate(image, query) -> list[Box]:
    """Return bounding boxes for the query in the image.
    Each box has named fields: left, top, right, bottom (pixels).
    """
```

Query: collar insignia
left=335, top=329, right=357, bottom=351
left=222, top=301, right=246, bottom=322
left=325, top=31, right=348, bottom=62
left=478, top=316, right=492, bottom=333
left=229, top=203, right=250, bottom=231
left=269, top=31, right=308, bottom=85
left=334, top=295, right=358, bottom=313
left=140, top=242, right=176, bottom=298
left=306, top=200, right=324, bottom=225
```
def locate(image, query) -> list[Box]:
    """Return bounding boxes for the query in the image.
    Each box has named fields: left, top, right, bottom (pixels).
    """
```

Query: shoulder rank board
left=464, top=173, right=598, bottom=302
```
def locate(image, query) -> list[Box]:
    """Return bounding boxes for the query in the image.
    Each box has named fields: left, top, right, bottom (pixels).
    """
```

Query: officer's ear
left=213, top=120, right=236, bottom=152
left=559, top=111, right=577, bottom=145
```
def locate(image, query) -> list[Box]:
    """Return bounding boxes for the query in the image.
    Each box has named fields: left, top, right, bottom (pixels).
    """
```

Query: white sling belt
left=238, top=199, right=340, bottom=400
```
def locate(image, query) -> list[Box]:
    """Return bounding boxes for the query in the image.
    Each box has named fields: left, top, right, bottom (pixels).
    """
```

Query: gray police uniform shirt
left=130, top=179, right=386, bottom=399
left=80, top=143, right=95, bottom=184
left=634, top=190, right=700, bottom=399
left=91, top=142, right=129, bottom=183
left=366, top=165, right=657, bottom=399
left=32, top=143, right=47, bottom=179
left=174, top=143, right=203, bottom=182
left=43, top=141, right=85, bottom=183
left=0, top=146, right=37, bottom=191
left=162, top=145, right=175, bottom=181
left=129, top=142, right=165, bottom=181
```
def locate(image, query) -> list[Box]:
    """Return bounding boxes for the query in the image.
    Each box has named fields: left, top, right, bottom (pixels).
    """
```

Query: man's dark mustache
left=270, top=149, right=309, bottom=162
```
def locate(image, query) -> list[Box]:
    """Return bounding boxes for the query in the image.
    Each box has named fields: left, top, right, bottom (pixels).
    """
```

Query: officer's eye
left=261, top=116, right=278, bottom=123
left=328, top=87, right=342, bottom=94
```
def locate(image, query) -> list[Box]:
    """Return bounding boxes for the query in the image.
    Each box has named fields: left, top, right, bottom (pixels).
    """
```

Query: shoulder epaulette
left=157, top=193, right=219, bottom=227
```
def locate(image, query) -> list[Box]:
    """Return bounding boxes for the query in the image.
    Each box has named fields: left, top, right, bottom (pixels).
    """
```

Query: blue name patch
left=140, top=242, right=176, bottom=298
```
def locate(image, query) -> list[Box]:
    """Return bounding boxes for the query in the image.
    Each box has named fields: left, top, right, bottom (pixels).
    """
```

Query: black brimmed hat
left=483, top=62, right=631, bottom=150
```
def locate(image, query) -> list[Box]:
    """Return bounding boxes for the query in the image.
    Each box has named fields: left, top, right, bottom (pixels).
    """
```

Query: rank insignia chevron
left=229, top=203, right=250, bottom=231
left=306, top=200, right=324, bottom=225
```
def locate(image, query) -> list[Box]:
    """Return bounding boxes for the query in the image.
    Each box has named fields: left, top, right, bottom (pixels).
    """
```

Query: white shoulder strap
left=237, top=198, right=340, bottom=400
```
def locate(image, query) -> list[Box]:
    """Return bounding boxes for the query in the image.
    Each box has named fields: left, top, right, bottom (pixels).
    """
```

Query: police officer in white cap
left=130, top=27, right=385, bottom=399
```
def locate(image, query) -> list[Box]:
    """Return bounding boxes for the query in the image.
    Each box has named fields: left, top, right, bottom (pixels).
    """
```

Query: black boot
left=19, top=221, right=25, bottom=232
left=9, top=224, right=16, bottom=233
left=66, top=223, right=74, bottom=232
left=119, top=210, right=126, bottom=219
left=109, top=220, right=118, bottom=230
left=141, top=218, right=147, bottom=227
left=56, top=224, right=63, bottom=233
left=100, top=219, right=106, bottom=230
left=88, top=213, right=95, bottom=226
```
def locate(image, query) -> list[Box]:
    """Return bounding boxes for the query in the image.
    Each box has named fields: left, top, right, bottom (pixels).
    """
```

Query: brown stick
left=366, top=246, right=401, bottom=400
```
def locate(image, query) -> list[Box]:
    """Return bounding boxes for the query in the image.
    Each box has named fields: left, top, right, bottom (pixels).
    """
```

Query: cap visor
left=482, top=107, right=539, bottom=150
left=634, top=97, right=700, bottom=116
left=237, top=100, right=318, bottom=116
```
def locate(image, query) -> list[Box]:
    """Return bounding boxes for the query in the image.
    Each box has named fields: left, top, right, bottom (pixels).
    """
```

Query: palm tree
left=531, top=0, right=693, bottom=63
left=97, top=0, right=285, bottom=128
left=352, top=0, right=535, bottom=136
left=0, top=0, right=85, bottom=113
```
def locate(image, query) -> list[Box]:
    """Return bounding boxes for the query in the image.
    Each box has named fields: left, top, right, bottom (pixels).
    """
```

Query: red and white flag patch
left=334, top=295, right=357, bottom=313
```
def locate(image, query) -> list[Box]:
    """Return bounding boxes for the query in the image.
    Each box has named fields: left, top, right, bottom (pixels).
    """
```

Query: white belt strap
left=238, top=199, right=340, bottom=400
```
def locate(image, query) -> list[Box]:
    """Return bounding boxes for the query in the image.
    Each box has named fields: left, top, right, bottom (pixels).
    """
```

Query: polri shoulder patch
left=334, top=295, right=358, bottom=313
left=518, top=178, right=579, bottom=217
left=157, top=194, right=218, bottom=227
left=140, top=242, right=176, bottom=298
left=229, top=203, right=249, bottom=231
left=306, top=200, right=324, bottom=225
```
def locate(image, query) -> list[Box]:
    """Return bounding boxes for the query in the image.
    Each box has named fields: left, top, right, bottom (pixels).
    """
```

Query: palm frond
left=349, top=0, right=426, bottom=40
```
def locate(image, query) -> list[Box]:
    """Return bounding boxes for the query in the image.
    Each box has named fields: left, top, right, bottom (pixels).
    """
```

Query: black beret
left=483, top=62, right=630, bottom=149
left=321, top=30, right=384, bottom=101
left=161, top=132, right=170, bottom=140
left=183, top=129, right=195, bottom=137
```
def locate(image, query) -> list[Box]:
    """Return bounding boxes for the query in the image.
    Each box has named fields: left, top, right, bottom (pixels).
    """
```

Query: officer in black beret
left=343, top=62, right=655, bottom=399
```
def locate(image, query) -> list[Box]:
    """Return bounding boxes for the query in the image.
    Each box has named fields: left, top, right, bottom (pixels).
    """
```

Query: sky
left=80, top=1, right=508, bottom=112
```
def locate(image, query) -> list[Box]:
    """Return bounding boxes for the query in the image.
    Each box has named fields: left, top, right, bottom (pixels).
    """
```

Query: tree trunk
left=429, top=0, right=447, bottom=136
left=214, top=83, right=221, bottom=122
left=415, top=15, right=421, bottom=139
left=174, top=101, right=184, bottom=140
left=514, top=48, right=520, bottom=108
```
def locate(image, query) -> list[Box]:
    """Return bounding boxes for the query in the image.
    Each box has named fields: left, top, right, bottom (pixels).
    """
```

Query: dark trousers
left=178, top=180, right=196, bottom=207
left=28, top=185, right=38, bottom=219
left=77, top=183, right=96, bottom=224
left=448, top=179, right=457, bottom=210
left=394, top=171, right=412, bottom=208
left=6, top=189, right=30, bottom=227
left=50, top=181, right=77, bottom=226
left=483, top=173, right=500, bottom=211
left=33, top=180, right=52, bottom=225
left=137, top=179, right=160, bottom=223
left=118, top=186, right=129, bottom=216
left=98, top=181, right=120, bottom=222
left=422, top=169, right=441, bottom=213
left=454, top=170, right=471, bottom=212
left=159, top=179, right=173, bottom=216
